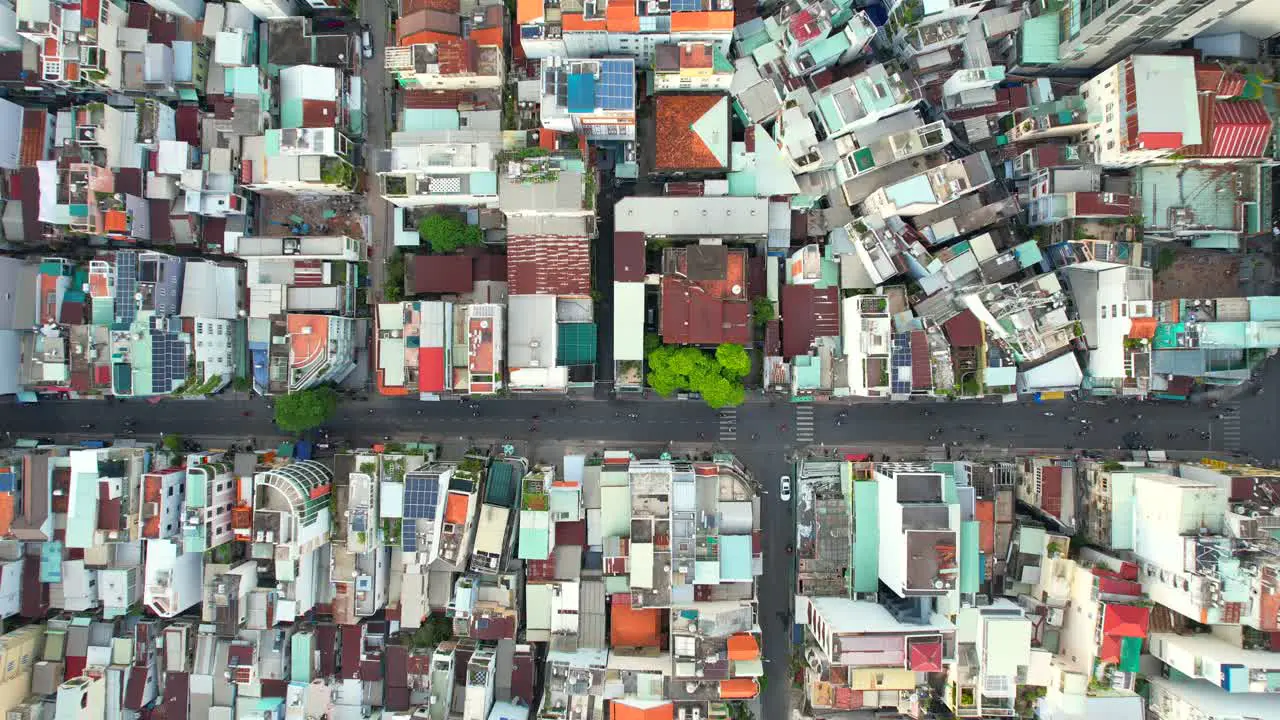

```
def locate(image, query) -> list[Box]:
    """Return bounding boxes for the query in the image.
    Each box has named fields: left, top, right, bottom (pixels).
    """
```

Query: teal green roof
left=959, top=521, right=980, bottom=594
left=517, top=526, right=551, bottom=560
left=467, top=171, right=497, bottom=197
left=280, top=99, right=303, bottom=129
left=852, top=480, right=879, bottom=593
left=1020, top=13, right=1061, bottom=65
left=557, top=323, right=597, bottom=366
left=1119, top=636, right=1143, bottom=672
left=291, top=633, right=314, bottom=683
left=550, top=487, right=579, bottom=516
left=40, top=541, right=63, bottom=582
left=403, top=109, right=461, bottom=132
left=485, top=462, right=517, bottom=507
left=718, top=535, right=753, bottom=581
left=1248, top=296, right=1280, bottom=321
left=712, top=48, right=734, bottom=73
left=793, top=355, right=821, bottom=389
left=1013, top=240, right=1043, bottom=268
left=808, top=34, right=851, bottom=69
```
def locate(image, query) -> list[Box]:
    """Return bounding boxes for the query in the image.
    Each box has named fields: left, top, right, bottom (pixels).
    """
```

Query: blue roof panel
left=567, top=73, right=596, bottom=114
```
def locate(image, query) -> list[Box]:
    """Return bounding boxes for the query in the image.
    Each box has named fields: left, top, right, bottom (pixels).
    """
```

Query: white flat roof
left=614, top=197, right=770, bottom=237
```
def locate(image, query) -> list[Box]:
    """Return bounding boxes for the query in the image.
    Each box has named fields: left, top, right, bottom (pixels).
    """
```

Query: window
left=167, top=486, right=174, bottom=497
left=1101, top=306, right=1107, bottom=318
left=1121, top=305, right=1127, bottom=317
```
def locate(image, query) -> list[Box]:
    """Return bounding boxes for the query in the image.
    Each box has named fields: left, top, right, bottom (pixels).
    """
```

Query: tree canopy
left=645, top=343, right=749, bottom=409
left=751, top=296, right=775, bottom=326
left=274, top=387, right=339, bottom=433
left=418, top=214, right=483, bottom=254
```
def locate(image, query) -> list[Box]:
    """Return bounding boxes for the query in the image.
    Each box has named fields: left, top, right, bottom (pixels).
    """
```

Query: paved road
left=7, top=361, right=1277, bottom=718
left=360, top=0, right=394, bottom=299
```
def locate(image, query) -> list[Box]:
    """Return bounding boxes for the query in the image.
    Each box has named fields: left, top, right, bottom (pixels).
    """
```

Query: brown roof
left=175, top=106, right=201, bottom=145
left=149, top=200, right=173, bottom=242
left=660, top=276, right=750, bottom=345
left=114, top=167, right=143, bottom=196
left=781, top=285, right=839, bottom=358
left=340, top=625, right=362, bottom=680
left=384, top=645, right=409, bottom=688
left=301, top=99, right=338, bottom=128
left=909, top=331, right=932, bottom=389
left=436, top=39, right=478, bottom=75
left=410, top=254, right=474, bottom=295
left=259, top=679, right=288, bottom=698
left=942, top=310, right=983, bottom=347
left=507, top=235, right=591, bottom=295
left=511, top=650, right=536, bottom=705
left=402, top=0, right=460, bottom=11
left=163, top=672, right=189, bottom=720
left=469, top=251, right=507, bottom=281
left=124, top=665, right=148, bottom=710
left=655, top=94, right=727, bottom=170
left=316, top=625, right=337, bottom=677
left=614, top=231, right=646, bottom=282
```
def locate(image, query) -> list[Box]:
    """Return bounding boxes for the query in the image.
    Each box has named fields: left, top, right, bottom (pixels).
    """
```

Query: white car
left=362, top=28, right=374, bottom=59
left=780, top=475, right=792, bottom=502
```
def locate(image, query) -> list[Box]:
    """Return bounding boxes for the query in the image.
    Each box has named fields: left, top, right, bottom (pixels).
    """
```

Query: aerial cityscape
left=2, top=0, right=1280, bottom=719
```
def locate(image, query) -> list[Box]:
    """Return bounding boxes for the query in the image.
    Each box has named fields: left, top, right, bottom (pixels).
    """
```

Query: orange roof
left=610, top=596, right=663, bottom=648
left=605, top=1, right=640, bottom=32
left=398, top=30, right=459, bottom=47
left=1128, top=316, right=1157, bottom=340
left=104, top=209, right=128, bottom=233
left=287, top=315, right=329, bottom=369
left=516, top=0, right=542, bottom=24
left=561, top=13, right=606, bottom=31
left=609, top=702, right=673, bottom=720
left=719, top=678, right=759, bottom=699
left=670, top=10, right=734, bottom=32
left=444, top=492, right=471, bottom=525
left=470, top=25, right=503, bottom=47
left=727, top=633, right=760, bottom=661
left=0, top=493, right=13, bottom=537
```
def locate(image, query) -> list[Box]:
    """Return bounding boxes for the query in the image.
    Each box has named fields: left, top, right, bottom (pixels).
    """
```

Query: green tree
left=274, top=387, right=339, bottom=433
left=418, top=214, right=483, bottom=254
left=715, top=343, right=751, bottom=378
left=385, top=252, right=406, bottom=302
left=751, top=296, right=775, bottom=326
left=698, top=375, right=745, bottom=409
left=647, top=369, right=684, bottom=397
left=162, top=434, right=183, bottom=453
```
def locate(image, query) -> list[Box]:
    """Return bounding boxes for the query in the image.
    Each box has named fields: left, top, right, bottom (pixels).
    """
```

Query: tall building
left=1019, top=0, right=1266, bottom=70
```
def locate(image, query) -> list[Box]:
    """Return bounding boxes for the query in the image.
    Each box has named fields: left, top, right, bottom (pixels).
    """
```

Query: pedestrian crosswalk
left=718, top=409, right=737, bottom=442
left=795, top=405, right=815, bottom=444
left=1219, top=406, right=1241, bottom=451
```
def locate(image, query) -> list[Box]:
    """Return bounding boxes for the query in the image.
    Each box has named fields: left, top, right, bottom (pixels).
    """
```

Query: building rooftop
left=655, top=94, right=730, bottom=171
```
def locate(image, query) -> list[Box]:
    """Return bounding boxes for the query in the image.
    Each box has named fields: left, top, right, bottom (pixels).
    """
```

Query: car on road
left=362, top=26, right=373, bottom=59
left=779, top=475, right=792, bottom=502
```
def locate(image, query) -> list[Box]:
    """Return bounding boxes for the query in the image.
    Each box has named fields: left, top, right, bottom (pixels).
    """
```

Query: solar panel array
left=402, top=476, right=441, bottom=552
left=891, top=332, right=913, bottom=395
left=597, top=60, right=635, bottom=111
left=670, top=0, right=703, bottom=12
left=114, top=251, right=139, bottom=326
left=150, top=331, right=188, bottom=394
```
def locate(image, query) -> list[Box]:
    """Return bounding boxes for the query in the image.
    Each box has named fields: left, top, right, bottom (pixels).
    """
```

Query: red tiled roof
left=410, top=254, right=473, bottom=294
left=942, top=309, right=983, bottom=347
left=436, top=39, right=478, bottom=75
left=909, top=330, right=931, bottom=389
left=1041, top=465, right=1062, bottom=518
left=908, top=640, right=943, bottom=672
left=1195, top=63, right=1248, bottom=97
left=1183, top=97, right=1272, bottom=158
left=614, top=231, right=646, bottom=282
left=20, top=109, right=47, bottom=166
left=655, top=94, right=727, bottom=171
left=507, top=234, right=591, bottom=295
left=1074, top=192, right=1133, bottom=216
left=1102, top=603, right=1150, bottom=639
